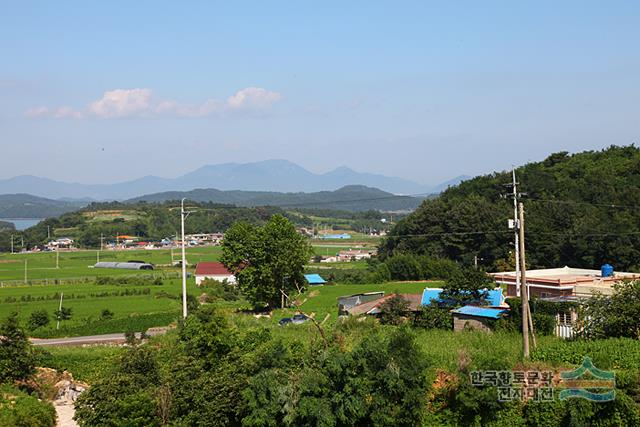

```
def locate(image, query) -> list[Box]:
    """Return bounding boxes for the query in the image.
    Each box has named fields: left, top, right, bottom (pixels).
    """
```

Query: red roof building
left=194, top=262, right=236, bottom=286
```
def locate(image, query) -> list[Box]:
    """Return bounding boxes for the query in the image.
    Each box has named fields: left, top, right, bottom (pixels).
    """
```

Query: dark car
left=292, top=314, right=310, bottom=324
left=278, top=317, right=293, bottom=326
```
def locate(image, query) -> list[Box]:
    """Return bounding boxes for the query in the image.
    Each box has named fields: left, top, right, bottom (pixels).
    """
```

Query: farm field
left=0, top=277, right=186, bottom=337
left=0, top=246, right=223, bottom=283
left=0, top=242, right=368, bottom=283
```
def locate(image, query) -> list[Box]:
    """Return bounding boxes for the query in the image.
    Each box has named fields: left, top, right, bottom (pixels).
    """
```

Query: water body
left=0, top=218, right=43, bottom=230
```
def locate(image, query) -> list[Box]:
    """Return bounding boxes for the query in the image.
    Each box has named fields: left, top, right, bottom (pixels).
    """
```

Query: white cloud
left=26, top=87, right=282, bottom=119
left=89, top=88, right=152, bottom=118
left=227, top=87, right=282, bottom=110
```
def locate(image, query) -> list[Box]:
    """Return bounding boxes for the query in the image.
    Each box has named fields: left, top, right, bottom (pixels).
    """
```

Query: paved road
left=31, top=328, right=168, bottom=346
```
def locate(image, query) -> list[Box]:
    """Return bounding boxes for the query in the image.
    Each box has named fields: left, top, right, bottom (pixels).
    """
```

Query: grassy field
left=0, top=246, right=223, bottom=282
left=0, top=277, right=185, bottom=337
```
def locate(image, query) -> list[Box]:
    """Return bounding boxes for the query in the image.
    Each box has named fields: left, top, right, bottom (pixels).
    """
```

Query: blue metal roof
left=452, top=305, right=507, bottom=319
left=304, top=274, right=326, bottom=285
left=421, top=288, right=444, bottom=306
left=420, top=287, right=505, bottom=307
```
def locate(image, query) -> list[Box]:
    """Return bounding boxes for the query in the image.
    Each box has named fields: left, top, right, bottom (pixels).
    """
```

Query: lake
left=0, top=218, right=43, bottom=230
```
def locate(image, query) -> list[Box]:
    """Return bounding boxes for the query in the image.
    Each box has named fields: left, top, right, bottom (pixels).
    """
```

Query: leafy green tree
left=440, top=267, right=494, bottom=306
left=379, top=294, right=410, bottom=325
left=74, top=346, right=161, bottom=426
left=221, top=215, right=312, bottom=308
left=413, top=305, right=452, bottom=329
left=0, top=313, right=37, bottom=383
left=28, top=309, right=50, bottom=330
left=385, top=254, right=422, bottom=280
left=579, top=280, right=640, bottom=339
left=54, top=306, right=72, bottom=322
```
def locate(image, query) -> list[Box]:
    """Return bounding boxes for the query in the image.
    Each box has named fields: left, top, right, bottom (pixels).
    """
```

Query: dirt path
left=55, top=403, right=78, bottom=427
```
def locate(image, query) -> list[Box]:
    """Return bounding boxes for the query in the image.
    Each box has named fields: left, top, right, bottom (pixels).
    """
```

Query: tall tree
left=221, top=215, right=312, bottom=308
left=0, top=313, right=37, bottom=383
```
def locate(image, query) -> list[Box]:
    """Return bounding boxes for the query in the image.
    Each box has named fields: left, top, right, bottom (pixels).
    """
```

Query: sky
left=1, top=1, right=639, bottom=186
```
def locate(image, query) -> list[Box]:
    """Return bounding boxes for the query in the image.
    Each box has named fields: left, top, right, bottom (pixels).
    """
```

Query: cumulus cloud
left=89, top=88, right=153, bottom=118
left=26, top=87, right=282, bottom=119
left=227, top=87, right=282, bottom=110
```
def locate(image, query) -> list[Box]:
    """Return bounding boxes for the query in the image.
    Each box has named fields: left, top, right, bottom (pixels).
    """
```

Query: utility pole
left=56, top=292, right=64, bottom=330
left=180, top=198, right=190, bottom=319
left=518, top=202, right=530, bottom=359
left=504, top=169, right=523, bottom=297
left=10, top=235, right=14, bottom=254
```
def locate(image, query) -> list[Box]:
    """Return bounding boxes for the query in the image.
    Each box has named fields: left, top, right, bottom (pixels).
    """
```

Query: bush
left=379, top=294, right=410, bottom=325
left=100, top=309, right=114, bottom=320
left=0, top=384, right=56, bottom=427
left=200, top=279, right=242, bottom=301
left=28, top=309, right=50, bottom=330
left=413, top=305, right=452, bottom=330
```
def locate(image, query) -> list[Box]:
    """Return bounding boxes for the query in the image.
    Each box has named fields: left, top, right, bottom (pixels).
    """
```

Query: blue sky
left=1, top=1, right=639, bottom=185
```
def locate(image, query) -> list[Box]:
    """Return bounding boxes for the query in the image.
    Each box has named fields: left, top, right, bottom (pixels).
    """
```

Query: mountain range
left=0, top=160, right=468, bottom=200
left=128, top=185, right=424, bottom=212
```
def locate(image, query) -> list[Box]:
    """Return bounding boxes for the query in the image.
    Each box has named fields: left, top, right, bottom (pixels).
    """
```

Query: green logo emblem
left=559, top=357, right=615, bottom=402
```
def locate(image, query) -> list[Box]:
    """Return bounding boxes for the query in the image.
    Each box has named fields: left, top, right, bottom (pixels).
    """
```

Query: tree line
left=381, top=145, right=640, bottom=271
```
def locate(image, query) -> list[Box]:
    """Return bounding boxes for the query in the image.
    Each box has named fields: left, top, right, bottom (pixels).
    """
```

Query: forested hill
left=128, top=185, right=423, bottom=212
left=0, top=194, right=86, bottom=218
left=380, top=145, right=640, bottom=271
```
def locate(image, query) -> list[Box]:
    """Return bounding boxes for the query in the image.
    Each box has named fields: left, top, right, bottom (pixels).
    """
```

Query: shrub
left=0, top=384, right=56, bottom=427
left=413, top=305, right=452, bottom=330
left=100, top=309, right=114, bottom=320
left=28, top=309, right=50, bottom=330
left=379, top=294, right=410, bottom=325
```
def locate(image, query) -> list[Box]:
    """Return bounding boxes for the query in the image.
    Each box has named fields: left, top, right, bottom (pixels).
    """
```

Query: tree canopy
left=381, top=145, right=640, bottom=271
left=221, top=214, right=312, bottom=308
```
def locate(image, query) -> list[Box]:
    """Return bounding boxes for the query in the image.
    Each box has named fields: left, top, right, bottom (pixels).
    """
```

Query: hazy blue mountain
left=0, top=160, right=459, bottom=199
left=0, top=194, right=87, bottom=218
left=128, top=185, right=424, bottom=212
left=429, top=175, right=471, bottom=193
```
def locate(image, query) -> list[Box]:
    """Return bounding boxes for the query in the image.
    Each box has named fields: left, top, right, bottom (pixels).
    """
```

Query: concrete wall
left=453, top=314, right=493, bottom=332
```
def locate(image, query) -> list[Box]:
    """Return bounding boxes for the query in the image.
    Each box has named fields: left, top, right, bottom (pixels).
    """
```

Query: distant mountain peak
left=0, top=159, right=462, bottom=200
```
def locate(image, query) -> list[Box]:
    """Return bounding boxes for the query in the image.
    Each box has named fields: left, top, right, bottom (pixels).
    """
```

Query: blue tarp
left=452, top=305, right=507, bottom=319
left=420, top=288, right=505, bottom=307
left=304, top=274, right=326, bottom=285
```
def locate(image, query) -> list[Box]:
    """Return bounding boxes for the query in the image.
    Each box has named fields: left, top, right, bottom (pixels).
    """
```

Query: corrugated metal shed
left=94, top=262, right=154, bottom=270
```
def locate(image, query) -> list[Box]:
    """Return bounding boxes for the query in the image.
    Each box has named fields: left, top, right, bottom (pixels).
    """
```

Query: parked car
left=278, top=317, right=293, bottom=326
left=292, top=314, right=310, bottom=324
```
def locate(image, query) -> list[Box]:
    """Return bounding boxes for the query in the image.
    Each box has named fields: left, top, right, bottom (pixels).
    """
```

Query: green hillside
left=128, top=185, right=423, bottom=212
left=0, top=193, right=86, bottom=218
left=381, top=145, right=640, bottom=271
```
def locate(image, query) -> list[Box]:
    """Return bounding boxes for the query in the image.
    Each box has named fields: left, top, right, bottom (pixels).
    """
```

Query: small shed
left=304, top=274, right=326, bottom=286
left=451, top=305, right=507, bottom=332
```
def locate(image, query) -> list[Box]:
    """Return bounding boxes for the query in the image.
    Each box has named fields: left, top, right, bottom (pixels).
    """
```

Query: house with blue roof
left=420, top=286, right=509, bottom=332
